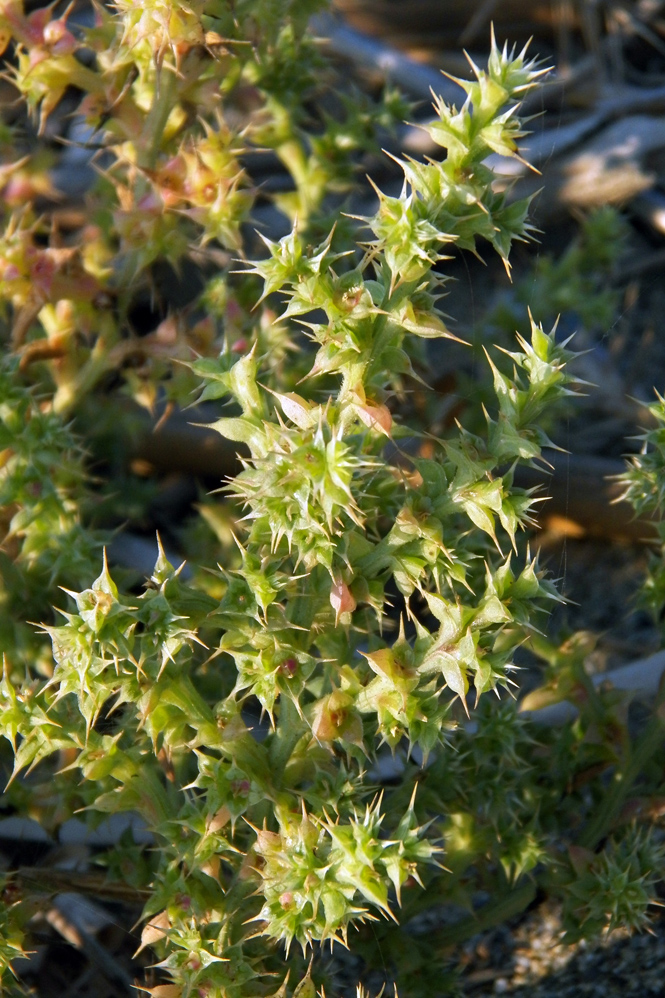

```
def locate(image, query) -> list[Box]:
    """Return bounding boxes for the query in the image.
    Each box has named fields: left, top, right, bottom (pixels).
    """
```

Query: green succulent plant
left=0, top=3, right=664, bottom=997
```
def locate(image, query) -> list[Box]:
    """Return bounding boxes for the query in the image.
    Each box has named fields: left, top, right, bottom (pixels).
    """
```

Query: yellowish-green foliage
left=0, top=3, right=664, bottom=997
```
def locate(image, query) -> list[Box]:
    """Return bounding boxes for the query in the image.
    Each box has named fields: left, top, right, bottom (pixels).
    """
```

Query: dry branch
left=526, top=114, right=665, bottom=220
left=332, top=0, right=561, bottom=45
left=310, top=11, right=465, bottom=102
left=125, top=411, right=656, bottom=543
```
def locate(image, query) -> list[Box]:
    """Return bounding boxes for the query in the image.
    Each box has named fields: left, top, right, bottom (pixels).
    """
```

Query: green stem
left=137, top=61, right=177, bottom=172
left=430, top=879, right=537, bottom=950
left=270, top=694, right=305, bottom=778
left=276, top=137, right=314, bottom=222
left=52, top=336, right=124, bottom=417
left=579, top=709, right=665, bottom=850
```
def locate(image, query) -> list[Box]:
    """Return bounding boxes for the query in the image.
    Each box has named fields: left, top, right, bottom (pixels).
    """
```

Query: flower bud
left=0, top=262, right=19, bottom=281
left=255, top=828, right=282, bottom=855
left=330, top=579, right=356, bottom=618
left=355, top=402, right=392, bottom=436
left=279, top=657, right=298, bottom=677
left=24, top=7, right=51, bottom=46
left=155, top=155, right=187, bottom=206
left=311, top=690, right=354, bottom=742
left=231, top=778, right=250, bottom=798
left=42, top=19, right=76, bottom=54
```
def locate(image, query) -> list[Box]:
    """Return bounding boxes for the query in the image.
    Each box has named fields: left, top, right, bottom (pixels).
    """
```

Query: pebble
left=461, top=900, right=665, bottom=996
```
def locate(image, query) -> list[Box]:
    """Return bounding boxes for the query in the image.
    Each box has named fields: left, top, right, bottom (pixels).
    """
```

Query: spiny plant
left=1, top=3, right=665, bottom=998
left=427, top=204, right=631, bottom=446
left=0, top=0, right=405, bottom=416
left=0, top=356, right=102, bottom=673
left=485, top=205, right=629, bottom=345
left=619, top=394, right=665, bottom=623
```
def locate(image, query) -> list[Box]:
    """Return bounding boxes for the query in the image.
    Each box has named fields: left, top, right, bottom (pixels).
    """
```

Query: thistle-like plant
left=0, top=356, right=102, bottom=673
left=0, top=29, right=570, bottom=994
left=619, top=393, right=665, bottom=621
left=1, top=6, right=664, bottom=998
left=0, top=0, right=405, bottom=416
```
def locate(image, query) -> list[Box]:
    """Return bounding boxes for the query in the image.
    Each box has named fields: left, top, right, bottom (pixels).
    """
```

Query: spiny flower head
left=230, top=408, right=374, bottom=571
left=252, top=805, right=363, bottom=952
left=564, top=827, right=665, bottom=940
left=253, top=796, right=437, bottom=952
left=113, top=0, right=206, bottom=60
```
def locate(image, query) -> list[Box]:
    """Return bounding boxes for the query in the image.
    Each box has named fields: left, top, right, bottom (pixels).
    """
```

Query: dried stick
left=310, top=11, right=465, bottom=103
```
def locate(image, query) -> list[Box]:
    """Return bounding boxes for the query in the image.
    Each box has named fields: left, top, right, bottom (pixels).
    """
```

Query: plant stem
left=13, top=868, right=148, bottom=903
left=137, top=61, right=177, bottom=172
left=276, top=137, right=315, bottom=223
left=270, top=694, right=305, bottom=778
left=579, top=708, right=665, bottom=851
left=432, top=879, right=538, bottom=950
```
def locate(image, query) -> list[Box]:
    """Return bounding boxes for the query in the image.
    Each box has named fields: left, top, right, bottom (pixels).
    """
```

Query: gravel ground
left=460, top=901, right=665, bottom=997
left=457, top=534, right=665, bottom=997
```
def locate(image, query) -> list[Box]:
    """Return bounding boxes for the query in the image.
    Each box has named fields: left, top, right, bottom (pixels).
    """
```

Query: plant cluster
left=0, top=0, right=406, bottom=416
left=485, top=204, right=629, bottom=345
left=620, top=394, right=665, bottom=623
left=0, top=3, right=664, bottom=998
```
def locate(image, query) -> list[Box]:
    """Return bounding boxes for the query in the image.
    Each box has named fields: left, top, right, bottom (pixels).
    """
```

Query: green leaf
left=205, top=416, right=264, bottom=450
